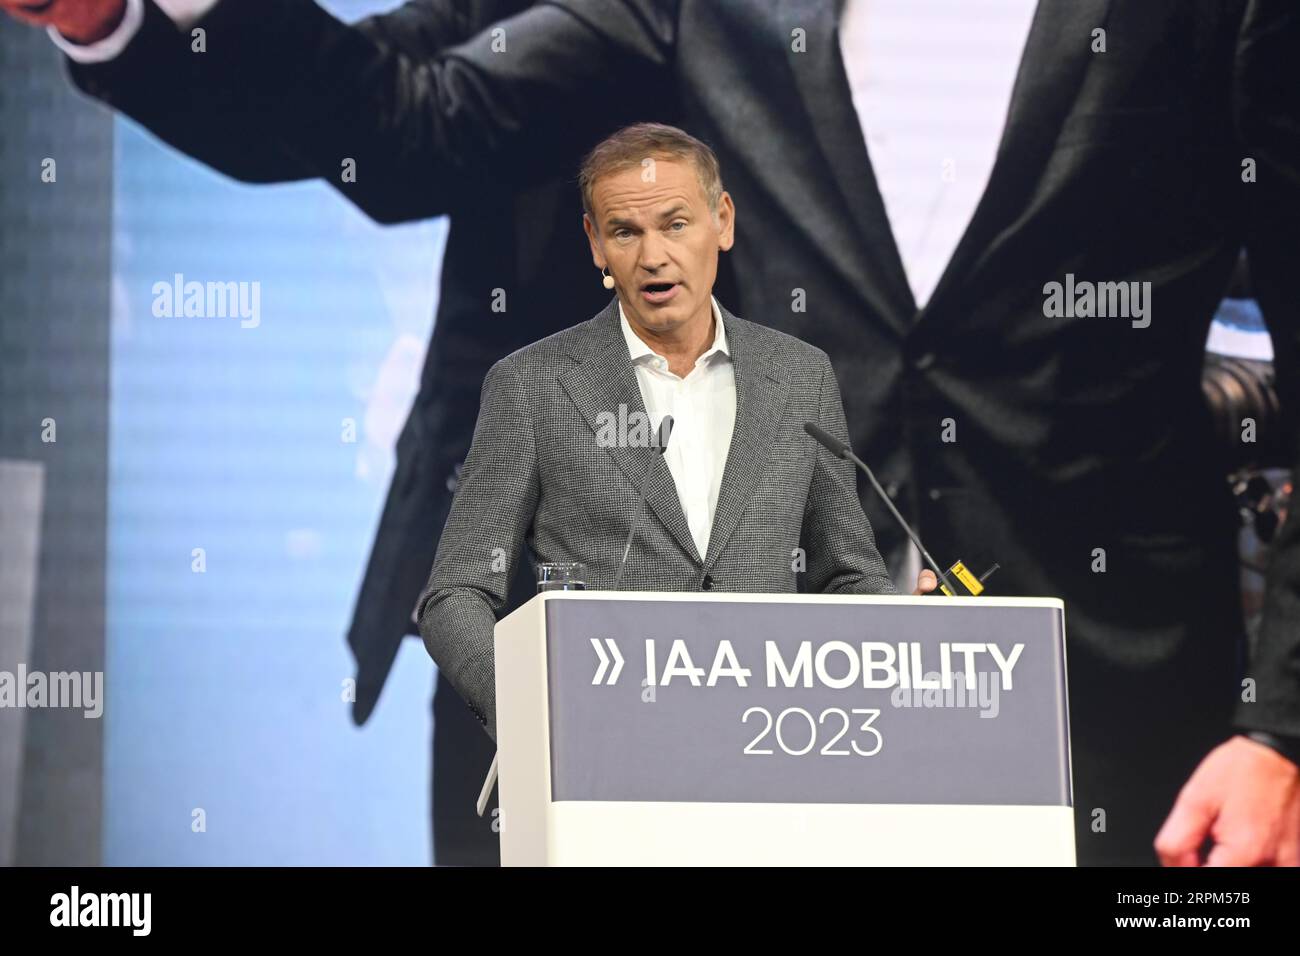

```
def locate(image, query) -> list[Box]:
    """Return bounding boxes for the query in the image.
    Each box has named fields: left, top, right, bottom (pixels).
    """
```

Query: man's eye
left=669, top=221, right=686, bottom=231
left=615, top=230, right=632, bottom=240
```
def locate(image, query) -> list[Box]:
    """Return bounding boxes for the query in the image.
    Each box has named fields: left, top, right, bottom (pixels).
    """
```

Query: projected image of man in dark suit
left=13, top=0, right=1299, bottom=866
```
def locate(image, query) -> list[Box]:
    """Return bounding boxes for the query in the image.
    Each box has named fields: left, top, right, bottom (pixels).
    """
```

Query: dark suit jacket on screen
left=67, top=0, right=1300, bottom=863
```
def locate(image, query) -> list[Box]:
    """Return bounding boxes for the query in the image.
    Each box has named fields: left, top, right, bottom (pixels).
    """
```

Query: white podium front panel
left=495, top=593, right=1073, bottom=865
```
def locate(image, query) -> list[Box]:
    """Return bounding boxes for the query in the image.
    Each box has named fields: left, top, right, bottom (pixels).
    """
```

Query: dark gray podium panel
left=544, top=599, right=1070, bottom=806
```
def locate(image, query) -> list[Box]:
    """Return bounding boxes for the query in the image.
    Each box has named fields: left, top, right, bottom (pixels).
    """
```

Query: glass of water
left=536, top=561, right=588, bottom=592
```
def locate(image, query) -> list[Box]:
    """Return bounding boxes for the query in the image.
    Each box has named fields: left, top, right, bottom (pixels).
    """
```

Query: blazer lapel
left=920, top=0, right=1112, bottom=320
left=559, top=300, right=703, bottom=564
left=780, top=0, right=1110, bottom=329
left=780, top=0, right=916, bottom=333
left=704, top=306, right=791, bottom=568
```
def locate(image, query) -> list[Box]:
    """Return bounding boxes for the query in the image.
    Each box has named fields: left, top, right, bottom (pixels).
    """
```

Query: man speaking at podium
left=416, top=124, right=937, bottom=739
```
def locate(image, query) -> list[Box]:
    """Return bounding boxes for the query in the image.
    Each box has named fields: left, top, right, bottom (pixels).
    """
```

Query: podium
left=493, top=591, right=1074, bottom=865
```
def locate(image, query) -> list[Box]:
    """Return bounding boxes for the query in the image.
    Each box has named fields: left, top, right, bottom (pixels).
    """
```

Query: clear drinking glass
left=536, top=561, right=588, bottom=592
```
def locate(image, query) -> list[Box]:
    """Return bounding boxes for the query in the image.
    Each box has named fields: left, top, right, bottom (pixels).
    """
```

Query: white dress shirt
left=619, top=296, right=735, bottom=561
left=839, top=0, right=1038, bottom=309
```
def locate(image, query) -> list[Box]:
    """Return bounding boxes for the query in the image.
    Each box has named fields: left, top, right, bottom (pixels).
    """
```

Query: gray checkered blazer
left=416, top=297, right=896, bottom=738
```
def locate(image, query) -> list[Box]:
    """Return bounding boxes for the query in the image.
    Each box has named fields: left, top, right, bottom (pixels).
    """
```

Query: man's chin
left=633, top=296, right=702, bottom=329
left=629, top=305, right=680, bottom=331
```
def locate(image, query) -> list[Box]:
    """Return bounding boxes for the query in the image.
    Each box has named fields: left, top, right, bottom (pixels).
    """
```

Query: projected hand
left=912, top=569, right=938, bottom=596
left=1155, top=736, right=1300, bottom=866
left=1, top=0, right=127, bottom=45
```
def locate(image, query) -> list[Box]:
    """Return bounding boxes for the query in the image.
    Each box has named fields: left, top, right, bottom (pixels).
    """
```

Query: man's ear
left=582, top=214, right=605, bottom=269
left=716, top=192, right=736, bottom=252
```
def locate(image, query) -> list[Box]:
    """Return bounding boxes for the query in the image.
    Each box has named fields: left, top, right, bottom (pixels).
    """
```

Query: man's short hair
left=579, top=122, right=724, bottom=224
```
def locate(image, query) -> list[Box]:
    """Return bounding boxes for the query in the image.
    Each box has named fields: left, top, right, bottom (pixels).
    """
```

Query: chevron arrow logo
left=590, top=638, right=625, bottom=685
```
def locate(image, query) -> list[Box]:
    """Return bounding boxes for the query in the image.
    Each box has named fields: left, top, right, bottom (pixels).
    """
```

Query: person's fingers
left=1278, top=803, right=1300, bottom=867
left=1204, top=840, right=1257, bottom=867
left=6, top=0, right=58, bottom=16
left=1213, top=738, right=1300, bottom=866
left=3, top=6, right=55, bottom=26
left=1204, top=781, right=1295, bottom=867
left=6, top=0, right=126, bottom=44
left=2, top=0, right=59, bottom=27
left=1276, top=838, right=1300, bottom=867
left=1154, top=786, right=1218, bottom=866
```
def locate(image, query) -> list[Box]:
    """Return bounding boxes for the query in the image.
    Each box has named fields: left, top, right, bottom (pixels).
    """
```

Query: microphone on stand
left=613, top=415, right=674, bottom=591
left=803, top=421, right=997, bottom=597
